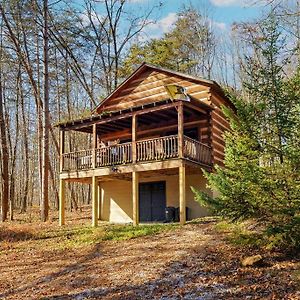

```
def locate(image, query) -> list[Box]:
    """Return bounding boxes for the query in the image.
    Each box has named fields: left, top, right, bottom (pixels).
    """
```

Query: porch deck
left=62, top=134, right=212, bottom=173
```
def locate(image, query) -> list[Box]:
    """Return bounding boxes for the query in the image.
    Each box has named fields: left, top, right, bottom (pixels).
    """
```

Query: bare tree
left=0, top=23, right=9, bottom=222
left=0, top=0, right=159, bottom=221
left=41, top=0, right=50, bottom=221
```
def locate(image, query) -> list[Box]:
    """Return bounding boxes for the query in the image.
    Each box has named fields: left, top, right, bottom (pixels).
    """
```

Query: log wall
left=97, top=70, right=211, bottom=113
left=209, top=92, right=231, bottom=166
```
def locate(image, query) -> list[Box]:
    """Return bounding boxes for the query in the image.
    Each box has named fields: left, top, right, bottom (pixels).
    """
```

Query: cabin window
left=184, top=128, right=198, bottom=140
left=164, top=130, right=177, bottom=137
left=164, top=127, right=199, bottom=141
left=121, top=138, right=131, bottom=143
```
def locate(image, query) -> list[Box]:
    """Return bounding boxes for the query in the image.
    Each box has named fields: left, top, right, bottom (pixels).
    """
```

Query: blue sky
left=159, top=0, right=260, bottom=23
left=127, top=0, right=265, bottom=38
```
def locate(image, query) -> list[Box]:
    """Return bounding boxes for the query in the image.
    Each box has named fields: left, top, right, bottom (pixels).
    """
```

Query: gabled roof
left=93, top=62, right=228, bottom=114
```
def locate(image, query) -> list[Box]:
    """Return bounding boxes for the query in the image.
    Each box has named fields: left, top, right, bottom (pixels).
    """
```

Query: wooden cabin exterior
left=57, top=63, right=232, bottom=226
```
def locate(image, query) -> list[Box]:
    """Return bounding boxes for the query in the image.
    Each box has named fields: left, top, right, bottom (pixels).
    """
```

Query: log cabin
left=57, top=63, right=232, bottom=227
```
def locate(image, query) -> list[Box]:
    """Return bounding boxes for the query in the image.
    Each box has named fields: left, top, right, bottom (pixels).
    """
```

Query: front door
left=139, top=181, right=166, bottom=222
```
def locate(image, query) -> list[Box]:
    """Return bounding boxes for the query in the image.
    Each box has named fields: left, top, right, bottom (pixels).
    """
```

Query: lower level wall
left=100, top=179, right=133, bottom=223
left=100, top=170, right=212, bottom=223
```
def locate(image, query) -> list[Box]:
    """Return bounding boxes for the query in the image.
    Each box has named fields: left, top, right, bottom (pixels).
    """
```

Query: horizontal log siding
left=98, top=70, right=210, bottom=113
left=210, top=94, right=231, bottom=166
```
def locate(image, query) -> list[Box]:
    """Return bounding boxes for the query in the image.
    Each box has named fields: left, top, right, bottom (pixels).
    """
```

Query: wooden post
left=97, top=182, right=101, bottom=220
left=208, top=112, right=214, bottom=165
left=178, top=102, right=184, bottom=158
left=59, top=129, right=65, bottom=172
left=179, top=163, right=186, bottom=225
left=92, top=176, right=98, bottom=227
left=132, top=114, right=137, bottom=163
left=59, top=179, right=65, bottom=226
left=92, top=124, right=97, bottom=168
left=132, top=171, right=139, bottom=226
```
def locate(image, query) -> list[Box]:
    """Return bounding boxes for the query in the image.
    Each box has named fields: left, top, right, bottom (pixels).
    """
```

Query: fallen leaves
left=0, top=216, right=299, bottom=299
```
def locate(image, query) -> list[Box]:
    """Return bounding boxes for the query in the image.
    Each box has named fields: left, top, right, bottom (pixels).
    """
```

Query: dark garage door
left=139, top=181, right=166, bottom=222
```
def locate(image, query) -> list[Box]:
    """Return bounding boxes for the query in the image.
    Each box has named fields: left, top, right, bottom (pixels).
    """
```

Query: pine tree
left=120, top=6, right=215, bottom=78
left=193, top=13, right=300, bottom=250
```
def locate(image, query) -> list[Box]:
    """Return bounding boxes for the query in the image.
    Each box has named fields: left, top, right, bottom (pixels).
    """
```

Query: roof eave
left=92, top=62, right=148, bottom=114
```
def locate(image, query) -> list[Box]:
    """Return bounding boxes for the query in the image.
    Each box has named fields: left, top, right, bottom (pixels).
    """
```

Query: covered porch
left=57, top=99, right=213, bottom=226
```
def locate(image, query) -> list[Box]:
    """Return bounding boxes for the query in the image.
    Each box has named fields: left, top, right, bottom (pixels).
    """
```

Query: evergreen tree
left=193, top=13, right=300, bottom=250
left=120, top=6, right=215, bottom=78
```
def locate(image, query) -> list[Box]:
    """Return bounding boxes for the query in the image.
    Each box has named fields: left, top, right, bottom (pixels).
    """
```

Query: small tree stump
left=241, top=255, right=263, bottom=267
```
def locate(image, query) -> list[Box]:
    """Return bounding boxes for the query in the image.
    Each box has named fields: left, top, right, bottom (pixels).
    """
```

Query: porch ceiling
left=56, top=99, right=211, bottom=135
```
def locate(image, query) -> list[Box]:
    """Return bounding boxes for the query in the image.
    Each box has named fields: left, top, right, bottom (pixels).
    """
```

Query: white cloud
left=210, top=0, right=252, bottom=7
left=79, top=11, right=103, bottom=27
left=140, top=13, right=227, bottom=42
left=210, top=0, right=240, bottom=6
left=147, top=12, right=178, bottom=35
left=212, top=20, right=227, bottom=31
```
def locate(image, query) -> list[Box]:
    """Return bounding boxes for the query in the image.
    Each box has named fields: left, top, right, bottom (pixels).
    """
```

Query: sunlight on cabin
left=109, top=198, right=132, bottom=224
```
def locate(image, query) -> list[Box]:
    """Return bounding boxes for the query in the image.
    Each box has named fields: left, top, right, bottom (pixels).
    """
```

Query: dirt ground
left=0, top=212, right=299, bottom=300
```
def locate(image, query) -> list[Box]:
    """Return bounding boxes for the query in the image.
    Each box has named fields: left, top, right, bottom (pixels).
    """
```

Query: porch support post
left=59, top=178, right=66, bottom=226
left=92, top=176, right=98, bottom=227
left=92, top=124, right=97, bottom=168
left=179, top=163, right=186, bottom=225
left=132, top=114, right=137, bottom=163
left=59, top=129, right=65, bottom=172
left=97, top=182, right=101, bottom=220
left=132, top=171, right=139, bottom=226
left=178, top=102, right=184, bottom=158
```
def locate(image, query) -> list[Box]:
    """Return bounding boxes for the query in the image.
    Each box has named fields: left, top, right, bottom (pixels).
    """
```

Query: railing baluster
left=136, top=135, right=179, bottom=163
left=183, top=135, right=212, bottom=165
left=61, top=135, right=212, bottom=172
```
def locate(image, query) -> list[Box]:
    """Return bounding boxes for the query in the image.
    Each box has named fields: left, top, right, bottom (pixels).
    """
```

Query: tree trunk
left=0, top=69, right=9, bottom=222
left=20, top=70, right=29, bottom=213
left=41, top=0, right=50, bottom=221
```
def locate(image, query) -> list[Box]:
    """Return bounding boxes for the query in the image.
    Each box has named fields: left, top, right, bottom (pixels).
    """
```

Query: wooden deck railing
left=95, top=142, right=132, bottom=167
left=62, top=135, right=212, bottom=172
left=183, top=136, right=212, bottom=165
left=62, top=149, right=93, bottom=171
left=136, top=135, right=178, bottom=162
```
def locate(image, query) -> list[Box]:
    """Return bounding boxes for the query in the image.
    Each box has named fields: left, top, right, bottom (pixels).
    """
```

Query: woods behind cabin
left=0, top=0, right=299, bottom=236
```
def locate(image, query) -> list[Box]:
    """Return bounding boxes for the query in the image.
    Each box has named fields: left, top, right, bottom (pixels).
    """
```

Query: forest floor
left=0, top=207, right=299, bottom=300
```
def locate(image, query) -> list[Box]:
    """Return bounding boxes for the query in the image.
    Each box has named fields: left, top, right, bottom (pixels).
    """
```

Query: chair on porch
left=154, top=139, right=165, bottom=160
left=184, top=139, right=197, bottom=160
